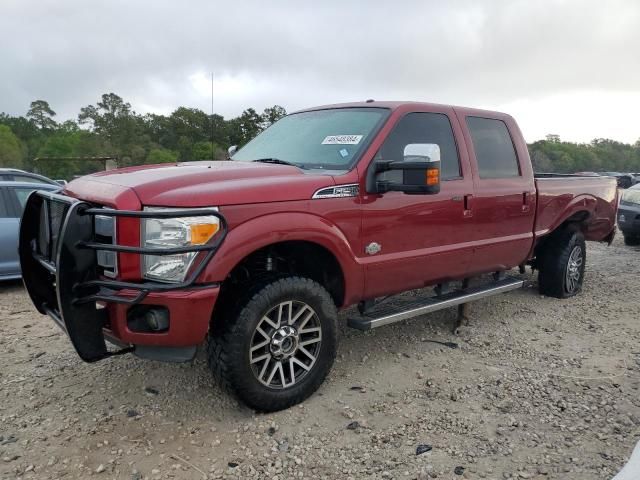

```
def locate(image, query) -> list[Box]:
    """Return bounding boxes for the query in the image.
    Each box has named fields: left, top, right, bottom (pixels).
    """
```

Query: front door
left=360, top=108, right=476, bottom=299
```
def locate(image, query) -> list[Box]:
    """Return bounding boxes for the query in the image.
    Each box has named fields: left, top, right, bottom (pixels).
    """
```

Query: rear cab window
left=466, top=117, right=520, bottom=179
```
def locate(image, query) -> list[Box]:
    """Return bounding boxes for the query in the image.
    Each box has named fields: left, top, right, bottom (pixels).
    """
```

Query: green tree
left=0, top=125, right=23, bottom=167
left=27, top=100, right=57, bottom=130
left=78, top=93, right=132, bottom=134
left=530, top=150, right=552, bottom=172
left=261, top=105, right=287, bottom=129
left=228, top=108, right=263, bottom=146
left=79, top=94, right=139, bottom=144
left=147, top=148, right=178, bottom=163
left=209, top=113, right=229, bottom=147
left=170, top=107, right=210, bottom=142
left=192, top=141, right=214, bottom=160
left=37, top=131, right=80, bottom=157
left=0, top=113, right=40, bottom=169
left=78, top=93, right=146, bottom=167
left=192, top=141, right=226, bottom=160
left=176, top=136, right=193, bottom=161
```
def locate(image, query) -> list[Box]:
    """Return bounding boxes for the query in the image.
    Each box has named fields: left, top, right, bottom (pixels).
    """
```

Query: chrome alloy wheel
left=249, top=301, right=322, bottom=389
left=565, top=245, right=583, bottom=293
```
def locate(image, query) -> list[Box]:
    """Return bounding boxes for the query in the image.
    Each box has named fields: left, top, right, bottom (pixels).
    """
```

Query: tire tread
left=207, top=276, right=337, bottom=412
left=538, top=226, right=586, bottom=298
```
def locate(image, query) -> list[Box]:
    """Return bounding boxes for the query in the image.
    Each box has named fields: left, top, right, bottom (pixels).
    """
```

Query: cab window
left=466, top=117, right=520, bottom=179
left=376, top=112, right=461, bottom=180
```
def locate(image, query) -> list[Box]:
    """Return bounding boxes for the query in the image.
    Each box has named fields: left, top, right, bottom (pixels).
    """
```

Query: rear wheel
left=538, top=227, right=586, bottom=298
left=623, top=234, right=640, bottom=246
left=207, top=276, right=337, bottom=412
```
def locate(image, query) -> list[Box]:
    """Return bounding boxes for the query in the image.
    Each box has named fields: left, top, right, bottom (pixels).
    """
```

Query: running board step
left=347, top=276, right=524, bottom=331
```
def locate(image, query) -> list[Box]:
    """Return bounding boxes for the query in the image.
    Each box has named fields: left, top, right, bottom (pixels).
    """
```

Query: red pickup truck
left=19, top=101, right=618, bottom=411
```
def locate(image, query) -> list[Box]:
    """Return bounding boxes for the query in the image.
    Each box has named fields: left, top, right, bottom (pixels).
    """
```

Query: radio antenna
left=211, top=72, right=214, bottom=160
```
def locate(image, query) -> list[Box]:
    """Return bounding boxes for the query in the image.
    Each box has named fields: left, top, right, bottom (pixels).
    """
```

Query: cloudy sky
left=1, top=0, right=639, bottom=143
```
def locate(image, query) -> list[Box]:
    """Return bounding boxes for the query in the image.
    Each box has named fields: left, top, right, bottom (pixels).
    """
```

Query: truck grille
left=22, top=190, right=227, bottom=309
left=37, top=198, right=70, bottom=265
left=94, top=214, right=117, bottom=277
left=35, top=198, right=116, bottom=277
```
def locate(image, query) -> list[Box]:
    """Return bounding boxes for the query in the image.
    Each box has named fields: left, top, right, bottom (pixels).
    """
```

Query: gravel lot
left=1, top=234, right=639, bottom=480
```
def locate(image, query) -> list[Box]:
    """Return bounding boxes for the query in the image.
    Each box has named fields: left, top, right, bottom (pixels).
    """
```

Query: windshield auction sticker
left=322, top=135, right=363, bottom=145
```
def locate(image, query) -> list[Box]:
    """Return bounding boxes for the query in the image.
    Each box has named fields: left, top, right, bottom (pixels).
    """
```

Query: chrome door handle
left=463, top=194, right=473, bottom=218
left=522, top=192, right=531, bottom=212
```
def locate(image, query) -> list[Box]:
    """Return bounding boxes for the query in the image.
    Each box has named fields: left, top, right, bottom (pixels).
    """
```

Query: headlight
left=622, top=189, right=640, bottom=205
left=141, top=207, right=220, bottom=283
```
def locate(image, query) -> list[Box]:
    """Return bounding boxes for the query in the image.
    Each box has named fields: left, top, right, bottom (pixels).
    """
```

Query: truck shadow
left=19, top=272, right=541, bottom=421
left=0, top=279, right=25, bottom=293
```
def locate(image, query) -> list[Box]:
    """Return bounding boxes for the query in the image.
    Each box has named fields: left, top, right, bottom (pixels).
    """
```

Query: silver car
left=0, top=168, right=62, bottom=186
left=0, top=181, right=60, bottom=280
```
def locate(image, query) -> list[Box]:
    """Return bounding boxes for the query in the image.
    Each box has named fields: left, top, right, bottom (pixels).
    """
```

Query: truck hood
left=65, top=161, right=336, bottom=207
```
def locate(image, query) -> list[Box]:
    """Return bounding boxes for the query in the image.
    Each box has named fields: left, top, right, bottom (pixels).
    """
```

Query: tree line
left=529, top=134, right=640, bottom=174
left=0, top=93, right=286, bottom=179
left=1, top=94, right=639, bottom=179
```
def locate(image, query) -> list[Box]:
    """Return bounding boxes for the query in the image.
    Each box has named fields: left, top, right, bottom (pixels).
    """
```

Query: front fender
left=199, top=212, right=363, bottom=307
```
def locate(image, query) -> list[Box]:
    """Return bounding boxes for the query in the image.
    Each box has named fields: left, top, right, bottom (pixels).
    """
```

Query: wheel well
left=533, top=210, right=589, bottom=267
left=561, top=210, right=590, bottom=227
left=211, top=241, right=345, bottom=329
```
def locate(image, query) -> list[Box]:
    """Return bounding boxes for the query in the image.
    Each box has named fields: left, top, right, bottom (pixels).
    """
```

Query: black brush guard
left=19, top=190, right=227, bottom=363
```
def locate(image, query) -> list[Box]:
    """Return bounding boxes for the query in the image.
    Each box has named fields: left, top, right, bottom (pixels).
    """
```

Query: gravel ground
left=1, top=234, right=640, bottom=480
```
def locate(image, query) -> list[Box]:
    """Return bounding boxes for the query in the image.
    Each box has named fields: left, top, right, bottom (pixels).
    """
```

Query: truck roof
left=295, top=100, right=512, bottom=119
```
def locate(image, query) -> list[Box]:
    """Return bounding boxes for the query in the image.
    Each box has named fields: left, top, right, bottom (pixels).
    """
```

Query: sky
left=1, top=0, right=639, bottom=144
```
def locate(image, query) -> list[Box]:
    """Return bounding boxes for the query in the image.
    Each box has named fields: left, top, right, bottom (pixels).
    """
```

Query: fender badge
left=365, top=242, right=381, bottom=255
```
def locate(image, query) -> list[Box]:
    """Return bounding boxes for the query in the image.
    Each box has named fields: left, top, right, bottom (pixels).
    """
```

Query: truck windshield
left=232, top=108, right=389, bottom=170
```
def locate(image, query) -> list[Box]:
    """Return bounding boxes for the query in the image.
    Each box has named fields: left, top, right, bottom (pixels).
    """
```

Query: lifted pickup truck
left=19, top=101, right=618, bottom=411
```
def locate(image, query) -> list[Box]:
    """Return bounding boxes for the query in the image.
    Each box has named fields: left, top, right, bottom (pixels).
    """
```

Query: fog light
left=145, top=308, right=169, bottom=331
left=127, top=306, right=170, bottom=333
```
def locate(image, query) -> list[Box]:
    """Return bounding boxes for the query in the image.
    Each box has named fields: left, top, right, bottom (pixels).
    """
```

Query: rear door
left=455, top=112, right=536, bottom=274
left=0, top=187, right=20, bottom=277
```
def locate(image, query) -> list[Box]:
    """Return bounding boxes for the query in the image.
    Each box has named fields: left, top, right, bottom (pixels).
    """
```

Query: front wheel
left=207, top=276, right=337, bottom=412
left=538, top=227, right=586, bottom=298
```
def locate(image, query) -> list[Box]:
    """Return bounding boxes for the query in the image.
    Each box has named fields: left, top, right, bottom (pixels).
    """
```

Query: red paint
left=106, top=287, right=218, bottom=346
left=62, top=101, right=618, bottom=349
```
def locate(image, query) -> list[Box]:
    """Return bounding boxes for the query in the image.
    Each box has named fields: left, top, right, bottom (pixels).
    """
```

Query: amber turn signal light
left=190, top=223, right=219, bottom=245
left=425, top=168, right=439, bottom=186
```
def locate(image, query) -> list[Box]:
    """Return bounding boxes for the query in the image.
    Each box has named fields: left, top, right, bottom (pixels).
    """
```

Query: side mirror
left=227, top=145, right=238, bottom=159
left=372, top=143, right=441, bottom=195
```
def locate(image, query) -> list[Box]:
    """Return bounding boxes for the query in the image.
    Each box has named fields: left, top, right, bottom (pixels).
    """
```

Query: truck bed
left=534, top=174, right=618, bottom=242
